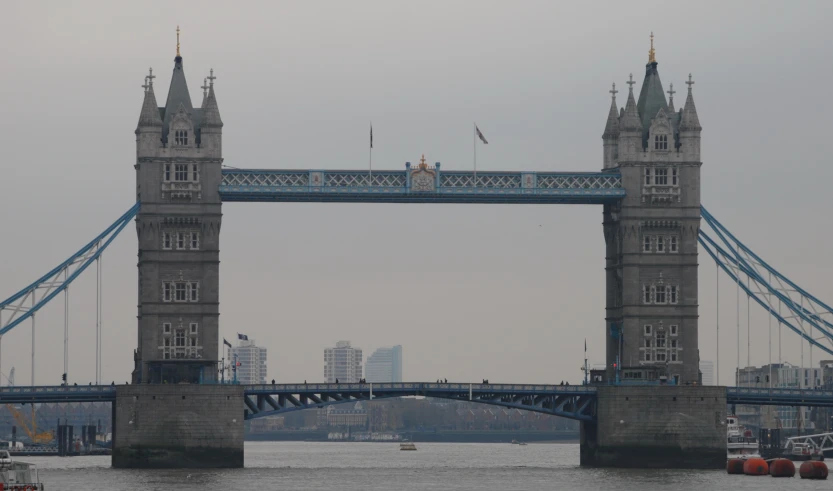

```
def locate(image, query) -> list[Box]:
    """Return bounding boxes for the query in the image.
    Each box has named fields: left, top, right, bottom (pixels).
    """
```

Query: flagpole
left=473, top=122, right=477, bottom=188
left=369, top=123, right=373, bottom=184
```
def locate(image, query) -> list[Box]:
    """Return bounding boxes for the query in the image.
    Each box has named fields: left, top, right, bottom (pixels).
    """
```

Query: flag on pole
left=370, top=124, right=373, bottom=149
left=237, top=333, right=248, bottom=341
left=584, top=338, right=587, bottom=353
left=476, top=125, right=488, bottom=144
left=223, top=338, right=232, bottom=348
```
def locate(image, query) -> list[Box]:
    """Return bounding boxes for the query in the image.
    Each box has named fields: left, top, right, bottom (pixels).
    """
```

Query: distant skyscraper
left=324, top=341, right=363, bottom=383
left=365, top=345, right=403, bottom=383
left=230, top=338, right=268, bottom=384
left=699, top=360, right=714, bottom=386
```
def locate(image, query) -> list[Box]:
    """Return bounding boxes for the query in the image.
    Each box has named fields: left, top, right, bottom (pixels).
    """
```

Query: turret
left=135, top=69, right=163, bottom=157
left=602, top=83, right=620, bottom=168
left=679, top=74, right=702, bottom=161
left=617, top=74, right=643, bottom=160
left=200, top=69, right=223, bottom=156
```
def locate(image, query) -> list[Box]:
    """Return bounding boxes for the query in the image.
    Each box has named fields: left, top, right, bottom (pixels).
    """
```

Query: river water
left=30, top=442, right=830, bottom=490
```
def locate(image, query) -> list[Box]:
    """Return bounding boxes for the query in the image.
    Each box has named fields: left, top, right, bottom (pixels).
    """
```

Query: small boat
left=789, top=442, right=824, bottom=462
left=518, top=442, right=528, bottom=446
left=511, top=440, right=519, bottom=445
left=0, top=450, right=44, bottom=490
left=726, top=416, right=760, bottom=459
left=400, top=442, right=417, bottom=451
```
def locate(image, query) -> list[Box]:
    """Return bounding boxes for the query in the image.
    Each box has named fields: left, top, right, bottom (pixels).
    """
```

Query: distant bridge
left=3, top=384, right=833, bottom=423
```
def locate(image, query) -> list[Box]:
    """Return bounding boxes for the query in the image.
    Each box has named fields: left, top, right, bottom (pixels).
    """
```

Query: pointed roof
left=137, top=75, right=163, bottom=129
left=202, top=83, right=223, bottom=127
left=603, top=83, right=620, bottom=138
left=636, top=61, right=668, bottom=144
left=679, top=74, right=702, bottom=131
left=160, top=55, right=204, bottom=144
left=620, top=75, right=642, bottom=132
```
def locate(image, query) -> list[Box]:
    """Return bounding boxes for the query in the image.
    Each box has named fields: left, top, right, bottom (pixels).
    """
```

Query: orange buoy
left=799, top=460, right=828, bottom=479
left=743, top=457, right=769, bottom=475
left=726, top=458, right=745, bottom=474
left=768, top=458, right=795, bottom=477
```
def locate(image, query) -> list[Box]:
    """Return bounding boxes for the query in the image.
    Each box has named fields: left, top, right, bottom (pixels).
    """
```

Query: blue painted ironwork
left=699, top=206, right=833, bottom=356
left=219, top=168, right=625, bottom=204
left=0, top=385, right=116, bottom=404
left=242, top=382, right=598, bottom=422
left=0, top=203, right=140, bottom=336
left=727, top=387, right=833, bottom=407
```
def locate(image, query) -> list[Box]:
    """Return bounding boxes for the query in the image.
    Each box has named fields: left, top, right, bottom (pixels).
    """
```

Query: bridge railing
left=243, top=382, right=597, bottom=394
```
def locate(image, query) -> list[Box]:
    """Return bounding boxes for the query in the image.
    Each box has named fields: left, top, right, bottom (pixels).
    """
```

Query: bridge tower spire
left=601, top=43, right=703, bottom=385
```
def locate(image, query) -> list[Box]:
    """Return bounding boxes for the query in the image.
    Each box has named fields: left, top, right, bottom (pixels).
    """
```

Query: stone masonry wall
left=113, top=385, right=244, bottom=468
left=581, top=386, right=726, bottom=468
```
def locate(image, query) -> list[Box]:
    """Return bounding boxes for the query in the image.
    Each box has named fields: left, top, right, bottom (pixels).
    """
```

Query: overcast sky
left=0, top=1, right=831, bottom=387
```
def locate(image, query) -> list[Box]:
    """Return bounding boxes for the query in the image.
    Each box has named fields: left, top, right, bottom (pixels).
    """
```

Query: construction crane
left=5, top=368, right=53, bottom=445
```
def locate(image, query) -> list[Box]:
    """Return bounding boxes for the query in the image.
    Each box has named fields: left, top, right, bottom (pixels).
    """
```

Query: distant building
left=230, top=338, right=268, bottom=384
left=317, top=402, right=367, bottom=427
left=699, top=360, right=714, bottom=386
left=365, top=345, right=403, bottom=383
left=324, top=341, right=363, bottom=383
left=736, top=363, right=828, bottom=431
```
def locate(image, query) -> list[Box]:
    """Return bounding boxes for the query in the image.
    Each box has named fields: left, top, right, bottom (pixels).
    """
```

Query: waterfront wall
left=112, top=385, right=244, bottom=468
left=581, top=386, right=726, bottom=469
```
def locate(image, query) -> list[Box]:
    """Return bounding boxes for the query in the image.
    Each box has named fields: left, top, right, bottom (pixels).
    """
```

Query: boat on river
left=0, top=450, right=44, bottom=490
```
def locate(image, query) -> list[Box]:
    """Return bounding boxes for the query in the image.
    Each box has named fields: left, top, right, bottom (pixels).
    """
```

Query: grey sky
left=0, top=0, right=831, bottom=387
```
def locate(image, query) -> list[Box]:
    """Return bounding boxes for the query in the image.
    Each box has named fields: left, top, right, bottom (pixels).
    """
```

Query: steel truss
left=785, top=432, right=833, bottom=453
left=728, top=387, right=833, bottom=407
left=242, top=383, right=598, bottom=422
left=699, top=206, right=833, bottom=356
left=219, top=169, right=625, bottom=204
left=0, top=203, right=140, bottom=336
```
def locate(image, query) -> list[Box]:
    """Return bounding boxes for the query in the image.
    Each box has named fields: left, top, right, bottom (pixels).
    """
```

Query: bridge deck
left=219, top=169, right=625, bottom=204
left=3, top=385, right=831, bottom=421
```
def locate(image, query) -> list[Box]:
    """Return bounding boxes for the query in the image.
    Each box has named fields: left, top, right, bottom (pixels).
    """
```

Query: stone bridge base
left=580, top=385, right=727, bottom=469
left=112, top=384, right=244, bottom=468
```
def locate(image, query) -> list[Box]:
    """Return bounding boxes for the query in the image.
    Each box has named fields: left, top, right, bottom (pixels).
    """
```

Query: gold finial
left=419, top=154, right=428, bottom=169
left=648, top=32, right=656, bottom=63
left=176, top=26, right=181, bottom=57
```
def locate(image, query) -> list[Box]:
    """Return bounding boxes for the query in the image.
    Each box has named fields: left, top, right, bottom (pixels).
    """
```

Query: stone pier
left=580, top=386, right=726, bottom=469
left=112, top=385, right=244, bottom=468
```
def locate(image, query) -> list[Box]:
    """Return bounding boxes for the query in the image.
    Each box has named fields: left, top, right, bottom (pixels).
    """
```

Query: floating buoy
left=769, top=458, right=795, bottom=477
left=743, top=457, right=769, bottom=475
left=799, top=460, right=828, bottom=479
left=726, top=458, right=745, bottom=474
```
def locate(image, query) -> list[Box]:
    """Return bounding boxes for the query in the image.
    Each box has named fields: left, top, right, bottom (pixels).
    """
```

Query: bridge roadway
left=1, top=384, right=830, bottom=422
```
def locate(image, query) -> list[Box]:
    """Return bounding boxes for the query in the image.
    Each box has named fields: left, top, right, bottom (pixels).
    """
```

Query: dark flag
left=223, top=338, right=232, bottom=348
left=237, top=333, right=248, bottom=341
left=370, top=124, right=373, bottom=149
left=476, top=125, right=488, bottom=144
left=584, top=338, right=587, bottom=353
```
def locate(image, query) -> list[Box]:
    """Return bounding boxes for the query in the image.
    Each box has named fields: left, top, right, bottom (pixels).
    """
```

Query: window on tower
left=643, top=235, right=652, bottom=253
left=654, top=134, right=668, bottom=150
left=174, top=164, right=188, bottom=181
left=645, top=167, right=652, bottom=185
left=654, top=168, right=668, bottom=185
left=190, top=232, right=199, bottom=250
left=657, top=236, right=665, bottom=253
left=669, top=236, right=678, bottom=253
left=174, top=130, right=189, bottom=146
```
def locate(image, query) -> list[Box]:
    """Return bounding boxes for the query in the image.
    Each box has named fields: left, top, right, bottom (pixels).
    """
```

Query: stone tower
left=133, top=35, right=223, bottom=384
left=602, top=38, right=702, bottom=384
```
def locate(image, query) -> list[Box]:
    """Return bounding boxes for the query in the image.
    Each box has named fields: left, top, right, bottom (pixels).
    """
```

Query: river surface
left=30, top=442, right=829, bottom=490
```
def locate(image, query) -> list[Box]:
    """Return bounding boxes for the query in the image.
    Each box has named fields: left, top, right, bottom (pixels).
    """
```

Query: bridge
left=3, top=384, right=833, bottom=424
left=0, top=42, right=832, bottom=470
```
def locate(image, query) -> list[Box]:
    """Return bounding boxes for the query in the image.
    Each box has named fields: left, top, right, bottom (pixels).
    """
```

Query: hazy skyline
left=1, top=1, right=831, bottom=387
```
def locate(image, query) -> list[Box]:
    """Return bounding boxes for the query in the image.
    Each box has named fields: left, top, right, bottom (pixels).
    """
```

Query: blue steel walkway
left=2, top=385, right=832, bottom=422
left=219, top=169, right=625, bottom=205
